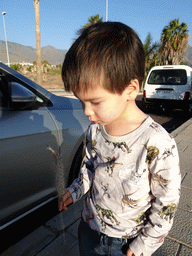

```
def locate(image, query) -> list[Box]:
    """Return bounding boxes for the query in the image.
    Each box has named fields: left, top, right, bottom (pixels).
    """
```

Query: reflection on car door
left=0, top=84, right=58, bottom=227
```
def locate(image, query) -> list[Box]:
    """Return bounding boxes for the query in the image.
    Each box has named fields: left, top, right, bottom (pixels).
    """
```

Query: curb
left=171, top=118, right=192, bottom=138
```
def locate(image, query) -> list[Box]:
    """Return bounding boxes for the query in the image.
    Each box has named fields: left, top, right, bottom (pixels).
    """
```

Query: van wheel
left=143, top=102, right=149, bottom=113
left=68, top=143, right=84, bottom=186
left=184, top=101, right=192, bottom=117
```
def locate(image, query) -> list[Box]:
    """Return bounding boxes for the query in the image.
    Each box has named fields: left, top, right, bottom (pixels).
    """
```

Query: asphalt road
left=136, top=94, right=189, bottom=133
left=1, top=92, right=190, bottom=254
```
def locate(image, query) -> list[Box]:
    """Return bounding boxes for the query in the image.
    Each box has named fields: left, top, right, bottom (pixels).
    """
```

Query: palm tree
left=77, top=14, right=103, bottom=36
left=84, top=14, right=103, bottom=27
left=160, top=19, right=189, bottom=65
left=33, top=0, right=42, bottom=85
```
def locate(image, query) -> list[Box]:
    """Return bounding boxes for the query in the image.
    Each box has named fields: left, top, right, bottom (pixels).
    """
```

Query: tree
left=84, top=14, right=103, bottom=27
left=77, top=14, right=103, bottom=35
left=33, top=0, right=42, bottom=85
left=143, top=33, right=160, bottom=74
left=160, top=18, right=189, bottom=65
left=10, top=64, right=22, bottom=71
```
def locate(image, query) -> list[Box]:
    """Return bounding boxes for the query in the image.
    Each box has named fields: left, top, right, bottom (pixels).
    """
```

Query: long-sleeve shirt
left=68, top=116, right=181, bottom=256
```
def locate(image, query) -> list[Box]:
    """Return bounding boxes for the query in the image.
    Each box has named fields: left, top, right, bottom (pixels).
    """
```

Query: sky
left=0, top=0, right=192, bottom=51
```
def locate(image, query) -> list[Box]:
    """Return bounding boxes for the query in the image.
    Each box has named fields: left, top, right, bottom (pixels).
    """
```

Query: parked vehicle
left=0, top=62, right=90, bottom=230
left=143, top=65, right=192, bottom=114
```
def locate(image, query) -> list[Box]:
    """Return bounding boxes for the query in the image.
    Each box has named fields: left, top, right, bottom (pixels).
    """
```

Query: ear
left=125, top=79, right=140, bottom=100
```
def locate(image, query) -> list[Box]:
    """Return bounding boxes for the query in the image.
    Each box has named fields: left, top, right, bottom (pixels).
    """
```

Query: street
left=136, top=94, right=189, bottom=133
left=1, top=92, right=190, bottom=254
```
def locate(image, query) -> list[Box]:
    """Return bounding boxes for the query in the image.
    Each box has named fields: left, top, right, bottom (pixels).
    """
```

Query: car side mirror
left=10, top=82, right=38, bottom=109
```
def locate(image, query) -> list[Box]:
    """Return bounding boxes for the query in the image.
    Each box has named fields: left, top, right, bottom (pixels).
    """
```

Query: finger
left=58, top=198, right=64, bottom=211
left=58, top=201, right=66, bottom=211
left=59, top=197, right=72, bottom=211
left=62, top=198, right=72, bottom=210
left=63, top=205, right=68, bottom=211
left=58, top=192, right=73, bottom=211
left=65, top=195, right=73, bottom=205
left=58, top=202, right=63, bottom=211
left=126, top=249, right=135, bottom=256
left=58, top=201, right=67, bottom=211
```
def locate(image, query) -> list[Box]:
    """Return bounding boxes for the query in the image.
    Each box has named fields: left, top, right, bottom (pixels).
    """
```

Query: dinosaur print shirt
left=67, top=116, right=181, bottom=256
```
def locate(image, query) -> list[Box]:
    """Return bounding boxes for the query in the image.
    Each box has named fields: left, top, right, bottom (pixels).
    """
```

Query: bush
left=10, top=64, right=22, bottom=71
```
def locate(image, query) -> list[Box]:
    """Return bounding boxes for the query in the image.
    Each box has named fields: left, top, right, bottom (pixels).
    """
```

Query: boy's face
left=74, top=85, right=130, bottom=126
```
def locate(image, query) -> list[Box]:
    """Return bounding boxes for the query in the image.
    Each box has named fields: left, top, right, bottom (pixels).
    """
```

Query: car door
left=0, top=70, right=58, bottom=228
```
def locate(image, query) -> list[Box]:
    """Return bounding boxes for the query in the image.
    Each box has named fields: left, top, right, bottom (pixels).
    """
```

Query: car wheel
left=68, top=143, right=84, bottom=186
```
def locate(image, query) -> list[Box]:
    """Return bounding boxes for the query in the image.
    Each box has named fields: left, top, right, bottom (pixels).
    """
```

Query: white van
left=143, top=65, right=192, bottom=114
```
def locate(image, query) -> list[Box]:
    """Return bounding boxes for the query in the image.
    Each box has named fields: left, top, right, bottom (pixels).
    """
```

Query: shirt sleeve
left=129, top=133, right=181, bottom=256
left=67, top=126, right=94, bottom=203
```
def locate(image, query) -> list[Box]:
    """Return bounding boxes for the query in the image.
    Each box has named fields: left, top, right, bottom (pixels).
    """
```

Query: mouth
left=91, top=120, right=99, bottom=124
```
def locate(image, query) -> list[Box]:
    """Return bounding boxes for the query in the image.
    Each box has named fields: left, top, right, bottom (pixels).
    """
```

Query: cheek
left=98, top=104, right=119, bottom=119
left=107, top=100, right=127, bottom=119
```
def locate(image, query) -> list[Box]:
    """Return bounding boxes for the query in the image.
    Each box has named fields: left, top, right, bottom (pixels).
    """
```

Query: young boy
left=59, top=22, right=181, bottom=256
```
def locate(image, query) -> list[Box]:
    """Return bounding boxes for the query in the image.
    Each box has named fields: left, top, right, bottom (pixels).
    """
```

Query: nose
left=83, top=102, right=94, bottom=117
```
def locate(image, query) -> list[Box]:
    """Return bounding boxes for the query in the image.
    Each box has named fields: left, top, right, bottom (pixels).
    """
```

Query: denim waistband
left=99, top=233, right=137, bottom=255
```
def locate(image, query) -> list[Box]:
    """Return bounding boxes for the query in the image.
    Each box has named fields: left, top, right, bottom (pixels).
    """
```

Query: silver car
left=0, top=62, right=89, bottom=230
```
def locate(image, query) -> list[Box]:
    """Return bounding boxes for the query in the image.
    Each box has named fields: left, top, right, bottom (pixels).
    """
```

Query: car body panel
left=46, top=94, right=90, bottom=189
left=0, top=108, right=58, bottom=221
left=0, top=62, right=90, bottom=229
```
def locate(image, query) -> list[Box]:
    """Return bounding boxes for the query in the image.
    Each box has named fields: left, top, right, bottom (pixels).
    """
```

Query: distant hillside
left=0, top=41, right=67, bottom=65
left=0, top=40, right=192, bottom=66
left=184, top=45, right=192, bottom=66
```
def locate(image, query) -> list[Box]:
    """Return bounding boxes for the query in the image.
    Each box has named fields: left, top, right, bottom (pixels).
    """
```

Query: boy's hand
left=58, top=190, right=73, bottom=211
left=127, top=248, right=142, bottom=256
left=126, top=248, right=135, bottom=256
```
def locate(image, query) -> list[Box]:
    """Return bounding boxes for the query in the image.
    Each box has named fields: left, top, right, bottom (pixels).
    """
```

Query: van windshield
left=148, top=69, right=187, bottom=85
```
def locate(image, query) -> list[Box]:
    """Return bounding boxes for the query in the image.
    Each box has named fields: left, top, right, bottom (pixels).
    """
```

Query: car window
left=0, top=73, right=46, bottom=110
left=148, top=69, right=187, bottom=85
left=0, top=86, right=4, bottom=107
left=0, top=74, right=9, bottom=107
left=191, top=72, right=192, bottom=88
left=0, top=89, right=3, bottom=102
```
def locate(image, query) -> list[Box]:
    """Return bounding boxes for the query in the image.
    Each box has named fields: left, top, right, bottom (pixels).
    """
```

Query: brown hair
left=62, top=22, right=145, bottom=94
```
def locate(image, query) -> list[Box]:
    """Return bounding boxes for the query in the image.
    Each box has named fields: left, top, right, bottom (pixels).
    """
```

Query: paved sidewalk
left=1, top=119, right=192, bottom=256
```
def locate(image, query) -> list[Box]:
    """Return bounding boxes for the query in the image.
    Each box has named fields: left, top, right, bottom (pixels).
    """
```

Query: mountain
left=184, top=45, right=192, bottom=66
left=0, top=40, right=192, bottom=66
left=0, top=41, right=67, bottom=65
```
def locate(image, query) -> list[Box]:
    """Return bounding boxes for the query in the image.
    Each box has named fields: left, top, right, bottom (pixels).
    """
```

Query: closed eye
left=91, top=102, right=100, bottom=106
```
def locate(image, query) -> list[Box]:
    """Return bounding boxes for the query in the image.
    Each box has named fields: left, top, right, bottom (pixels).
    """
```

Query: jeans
left=78, top=218, right=136, bottom=256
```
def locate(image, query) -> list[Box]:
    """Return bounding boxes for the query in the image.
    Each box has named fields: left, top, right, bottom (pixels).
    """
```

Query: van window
left=148, top=69, right=187, bottom=85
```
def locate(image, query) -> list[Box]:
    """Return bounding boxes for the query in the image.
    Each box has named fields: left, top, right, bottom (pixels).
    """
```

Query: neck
left=104, top=102, right=147, bottom=136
